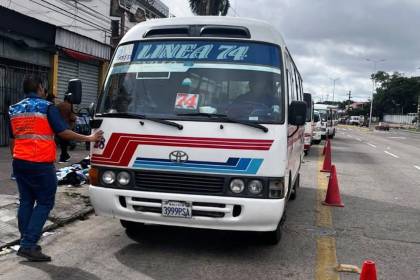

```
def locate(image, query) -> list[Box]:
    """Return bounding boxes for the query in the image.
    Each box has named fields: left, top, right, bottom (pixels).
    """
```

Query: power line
left=57, top=0, right=111, bottom=24
left=30, top=0, right=111, bottom=34
left=10, top=0, right=70, bottom=26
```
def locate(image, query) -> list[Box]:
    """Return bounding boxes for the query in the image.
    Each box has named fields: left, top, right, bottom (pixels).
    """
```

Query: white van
left=313, top=104, right=337, bottom=139
left=88, top=17, right=307, bottom=245
left=349, top=116, right=359, bottom=125
left=312, top=111, right=322, bottom=144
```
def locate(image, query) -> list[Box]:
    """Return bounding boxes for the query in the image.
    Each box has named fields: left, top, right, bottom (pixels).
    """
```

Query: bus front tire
left=312, top=139, right=321, bottom=145
left=289, top=173, right=300, bottom=201
left=120, top=220, right=144, bottom=231
left=263, top=222, right=283, bottom=245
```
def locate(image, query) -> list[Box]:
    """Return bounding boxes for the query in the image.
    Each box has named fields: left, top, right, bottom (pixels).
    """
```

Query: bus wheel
left=304, top=150, right=309, bottom=156
left=120, top=220, right=144, bottom=231
left=263, top=221, right=283, bottom=245
left=290, top=173, right=299, bottom=201
left=312, top=139, right=321, bottom=145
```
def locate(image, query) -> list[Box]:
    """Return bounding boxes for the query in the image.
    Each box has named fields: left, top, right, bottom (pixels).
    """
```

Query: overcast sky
left=162, top=0, right=420, bottom=102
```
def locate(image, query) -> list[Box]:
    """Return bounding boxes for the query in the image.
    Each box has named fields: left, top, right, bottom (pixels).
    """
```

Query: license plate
left=162, top=200, right=192, bottom=218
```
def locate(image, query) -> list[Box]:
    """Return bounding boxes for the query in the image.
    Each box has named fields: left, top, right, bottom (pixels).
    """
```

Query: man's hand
left=87, top=130, right=104, bottom=142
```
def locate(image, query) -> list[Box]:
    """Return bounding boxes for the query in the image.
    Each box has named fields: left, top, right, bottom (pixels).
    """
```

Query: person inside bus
left=228, top=76, right=280, bottom=120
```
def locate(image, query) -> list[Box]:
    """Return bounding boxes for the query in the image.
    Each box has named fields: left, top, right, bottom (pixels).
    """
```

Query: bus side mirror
left=67, top=79, right=82, bottom=105
left=88, top=102, right=96, bottom=117
left=289, top=101, right=307, bottom=126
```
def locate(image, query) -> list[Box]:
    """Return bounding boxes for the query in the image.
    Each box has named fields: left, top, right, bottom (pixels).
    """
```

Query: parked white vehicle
left=312, top=111, right=322, bottom=144
left=313, top=104, right=337, bottom=139
left=303, top=93, right=313, bottom=155
left=88, top=17, right=307, bottom=245
left=349, top=116, right=360, bottom=125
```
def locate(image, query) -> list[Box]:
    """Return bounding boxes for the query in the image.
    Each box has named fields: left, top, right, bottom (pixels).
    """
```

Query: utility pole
left=330, top=77, right=340, bottom=102
left=365, top=58, right=386, bottom=128
left=347, top=90, right=352, bottom=112
left=416, top=68, right=420, bottom=130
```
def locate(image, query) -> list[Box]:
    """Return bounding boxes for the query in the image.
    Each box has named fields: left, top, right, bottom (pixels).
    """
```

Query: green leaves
left=372, top=71, right=420, bottom=117
left=189, top=0, right=230, bottom=16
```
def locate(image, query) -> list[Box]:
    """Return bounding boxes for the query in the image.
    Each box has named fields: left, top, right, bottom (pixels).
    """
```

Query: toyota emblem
left=169, top=151, right=189, bottom=163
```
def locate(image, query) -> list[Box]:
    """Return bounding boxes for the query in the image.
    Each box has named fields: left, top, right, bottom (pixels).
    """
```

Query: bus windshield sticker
left=175, top=93, right=199, bottom=110
left=114, top=44, right=134, bottom=64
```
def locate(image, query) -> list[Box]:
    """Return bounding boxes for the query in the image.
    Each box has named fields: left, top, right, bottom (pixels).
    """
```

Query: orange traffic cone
left=322, top=165, right=344, bottom=207
left=359, top=260, right=377, bottom=280
left=323, top=139, right=328, bottom=155
left=321, top=140, right=332, bottom=172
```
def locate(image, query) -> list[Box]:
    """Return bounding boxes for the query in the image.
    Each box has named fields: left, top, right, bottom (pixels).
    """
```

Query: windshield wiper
left=177, top=112, right=268, bottom=133
left=177, top=112, right=228, bottom=118
left=96, top=112, right=183, bottom=130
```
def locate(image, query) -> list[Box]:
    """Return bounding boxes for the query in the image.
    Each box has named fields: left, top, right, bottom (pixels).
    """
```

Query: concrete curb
left=0, top=206, right=94, bottom=251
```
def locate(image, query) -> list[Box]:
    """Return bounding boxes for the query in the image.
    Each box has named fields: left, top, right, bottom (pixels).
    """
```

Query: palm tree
left=189, top=0, right=230, bottom=16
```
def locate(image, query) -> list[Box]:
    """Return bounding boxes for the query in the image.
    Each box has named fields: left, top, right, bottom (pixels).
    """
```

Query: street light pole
left=330, top=78, right=340, bottom=102
left=365, top=58, right=386, bottom=128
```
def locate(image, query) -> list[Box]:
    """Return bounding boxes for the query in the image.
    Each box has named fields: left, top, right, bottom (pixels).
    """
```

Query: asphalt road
left=1, top=126, right=419, bottom=280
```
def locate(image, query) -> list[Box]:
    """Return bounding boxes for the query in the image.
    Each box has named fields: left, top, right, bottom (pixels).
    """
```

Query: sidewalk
left=0, top=145, right=93, bottom=249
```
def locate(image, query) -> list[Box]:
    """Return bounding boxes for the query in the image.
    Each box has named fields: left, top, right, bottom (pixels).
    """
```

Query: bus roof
left=120, top=16, right=287, bottom=48
left=314, top=104, right=338, bottom=110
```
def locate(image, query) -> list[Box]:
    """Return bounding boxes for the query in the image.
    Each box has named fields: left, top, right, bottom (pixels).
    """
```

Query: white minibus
left=88, top=17, right=307, bottom=245
left=313, top=104, right=337, bottom=139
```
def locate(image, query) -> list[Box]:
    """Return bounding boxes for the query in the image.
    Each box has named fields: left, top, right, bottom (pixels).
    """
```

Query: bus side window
left=286, top=69, right=292, bottom=104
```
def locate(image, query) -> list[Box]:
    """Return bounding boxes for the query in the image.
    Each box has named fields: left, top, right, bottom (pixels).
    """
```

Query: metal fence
left=383, top=114, right=416, bottom=125
left=0, top=63, right=49, bottom=146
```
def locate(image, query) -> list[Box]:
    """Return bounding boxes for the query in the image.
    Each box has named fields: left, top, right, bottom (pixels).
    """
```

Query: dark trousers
left=13, top=159, right=57, bottom=249
left=59, top=137, right=70, bottom=161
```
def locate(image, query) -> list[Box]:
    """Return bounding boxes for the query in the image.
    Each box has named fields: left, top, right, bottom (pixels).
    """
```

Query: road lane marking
left=414, top=165, right=420, bottom=170
left=384, top=151, right=399, bottom=158
left=355, top=137, right=362, bottom=141
left=316, top=150, right=340, bottom=280
left=388, top=136, right=406, bottom=139
left=367, top=143, right=377, bottom=148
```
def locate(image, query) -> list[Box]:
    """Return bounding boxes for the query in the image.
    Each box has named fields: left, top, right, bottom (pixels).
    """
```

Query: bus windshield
left=98, top=40, right=283, bottom=123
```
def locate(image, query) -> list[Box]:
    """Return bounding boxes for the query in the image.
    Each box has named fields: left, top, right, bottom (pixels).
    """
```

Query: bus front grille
left=134, top=170, right=225, bottom=195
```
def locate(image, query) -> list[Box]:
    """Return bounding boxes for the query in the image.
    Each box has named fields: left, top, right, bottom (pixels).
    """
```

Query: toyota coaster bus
left=88, top=17, right=307, bottom=245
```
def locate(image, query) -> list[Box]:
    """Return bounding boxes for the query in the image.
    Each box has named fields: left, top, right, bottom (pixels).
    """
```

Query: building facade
left=0, top=0, right=168, bottom=146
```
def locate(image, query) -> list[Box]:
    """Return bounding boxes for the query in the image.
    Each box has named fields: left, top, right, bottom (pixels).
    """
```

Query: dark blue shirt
left=9, top=93, right=69, bottom=138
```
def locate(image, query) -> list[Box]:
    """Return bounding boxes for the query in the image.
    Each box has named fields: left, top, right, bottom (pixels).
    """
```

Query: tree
left=189, top=0, right=230, bottom=16
left=372, top=71, right=420, bottom=118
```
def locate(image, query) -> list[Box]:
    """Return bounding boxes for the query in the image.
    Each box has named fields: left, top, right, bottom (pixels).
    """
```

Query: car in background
left=358, top=115, right=365, bottom=126
left=348, top=116, right=359, bottom=125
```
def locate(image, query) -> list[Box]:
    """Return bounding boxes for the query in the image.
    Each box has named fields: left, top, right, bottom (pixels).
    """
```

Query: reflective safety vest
left=9, top=97, right=56, bottom=162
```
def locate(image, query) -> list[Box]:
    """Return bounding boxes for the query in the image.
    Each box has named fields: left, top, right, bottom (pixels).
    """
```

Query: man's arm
left=48, top=105, right=103, bottom=142
left=57, top=129, right=103, bottom=142
left=9, top=139, right=14, bottom=156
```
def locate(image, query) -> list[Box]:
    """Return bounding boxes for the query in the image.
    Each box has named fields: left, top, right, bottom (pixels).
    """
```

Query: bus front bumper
left=89, top=186, right=285, bottom=232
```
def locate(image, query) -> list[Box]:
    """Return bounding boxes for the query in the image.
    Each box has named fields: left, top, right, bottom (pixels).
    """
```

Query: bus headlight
left=117, top=171, right=131, bottom=186
left=102, top=171, right=116, bottom=185
left=230, top=179, right=245, bottom=194
left=269, top=179, right=285, bottom=198
left=248, top=180, right=263, bottom=195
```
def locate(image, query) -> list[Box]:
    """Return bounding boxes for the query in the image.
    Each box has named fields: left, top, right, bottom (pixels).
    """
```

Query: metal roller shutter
left=58, top=57, right=99, bottom=109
